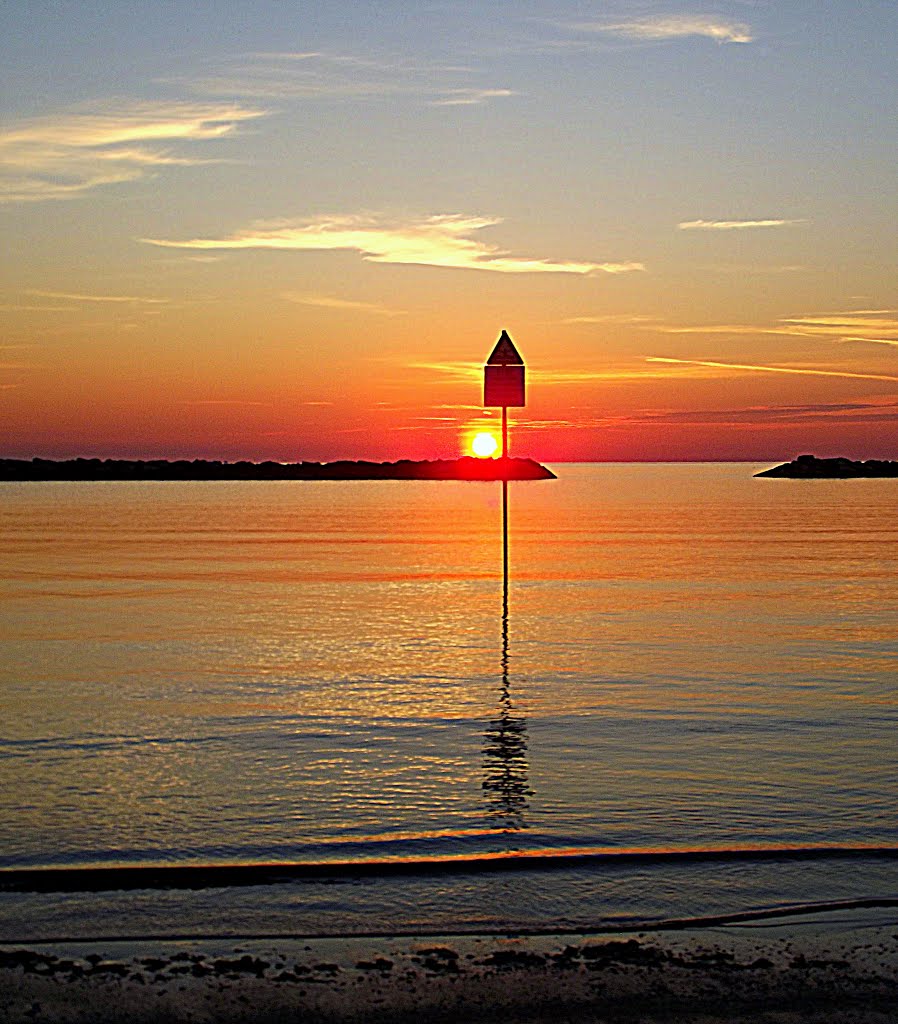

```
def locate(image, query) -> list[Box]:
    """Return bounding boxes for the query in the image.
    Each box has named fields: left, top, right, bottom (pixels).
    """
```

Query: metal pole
left=500, top=415, right=511, bottom=816
left=501, top=402, right=509, bottom=632
left=502, top=477, right=508, bottom=603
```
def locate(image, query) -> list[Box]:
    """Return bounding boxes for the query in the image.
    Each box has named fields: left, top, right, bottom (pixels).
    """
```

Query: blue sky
left=1, top=1, right=896, bottom=460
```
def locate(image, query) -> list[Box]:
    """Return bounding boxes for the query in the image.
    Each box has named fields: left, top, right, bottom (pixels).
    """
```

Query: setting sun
left=471, top=432, right=499, bottom=458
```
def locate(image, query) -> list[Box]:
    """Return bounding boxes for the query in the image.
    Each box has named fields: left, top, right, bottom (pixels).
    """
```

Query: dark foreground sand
left=2, top=914, right=896, bottom=1023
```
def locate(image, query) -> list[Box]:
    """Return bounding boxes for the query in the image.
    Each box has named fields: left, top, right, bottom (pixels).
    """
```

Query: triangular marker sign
left=486, top=330, right=524, bottom=366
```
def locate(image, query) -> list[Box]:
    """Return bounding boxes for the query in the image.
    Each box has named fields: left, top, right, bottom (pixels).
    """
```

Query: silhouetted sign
left=484, top=329, right=525, bottom=407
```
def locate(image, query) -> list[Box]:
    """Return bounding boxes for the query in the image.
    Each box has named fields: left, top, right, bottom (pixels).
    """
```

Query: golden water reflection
left=481, top=484, right=532, bottom=831
left=2, top=469, right=896, bottom=865
left=481, top=676, right=532, bottom=831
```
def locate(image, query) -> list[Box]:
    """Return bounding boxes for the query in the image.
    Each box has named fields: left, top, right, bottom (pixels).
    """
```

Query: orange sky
left=2, top=3, right=896, bottom=461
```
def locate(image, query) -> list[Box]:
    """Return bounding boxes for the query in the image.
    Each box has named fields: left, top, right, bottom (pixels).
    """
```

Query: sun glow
left=471, top=432, right=499, bottom=458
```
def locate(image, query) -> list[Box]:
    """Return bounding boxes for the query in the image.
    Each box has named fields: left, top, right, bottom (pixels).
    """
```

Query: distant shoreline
left=0, top=456, right=555, bottom=482
left=756, top=454, right=898, bottom=478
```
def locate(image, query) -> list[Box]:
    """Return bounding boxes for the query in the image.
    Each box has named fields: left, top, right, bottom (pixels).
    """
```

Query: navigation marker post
left=484, top=329, right=526, bottom=459
left=483, top=330, right=527, bottom=643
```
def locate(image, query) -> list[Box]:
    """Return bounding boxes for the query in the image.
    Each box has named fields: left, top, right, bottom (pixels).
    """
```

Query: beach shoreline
left=3, top=911, right=896, bottom=1023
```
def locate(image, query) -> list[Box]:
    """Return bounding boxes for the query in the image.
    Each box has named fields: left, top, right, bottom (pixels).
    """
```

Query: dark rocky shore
left=0, top=457, right=555, bottom=482
left=2, top=923, right=896, bottom=1023
left=756, top=454, right=898, bottom=478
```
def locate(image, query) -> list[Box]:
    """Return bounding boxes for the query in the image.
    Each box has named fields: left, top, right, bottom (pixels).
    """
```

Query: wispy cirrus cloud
left=765, top=312, right=898, bottom=349
left=184, top=51, right=512, bottom=107
left=645, top=356, right=898, bottom=383
left=637, top=400, right=898, bottom=426
left=562, top=318, right=795, bottom=339
left=407, top=360, right=690, bottom=385
left=0, top=361, right=37, bottom=370
left=679, top=218, right=805, bottom=230
left=561, top=313, right=663, bottom=327
left=781, top=313, right=898, bottom=338
left=429, top=88, right=515, bottom=106
left=187, top=52, right=408, bottom=100
left=569, top=309, right=898, bottom=346
left=653, top=323, right=794, bottom=336
left=569, top=16, right=753, bottom=45
left=0, top=303, right=78, bottom=312
left=0, top=101, right=266, bottom=203
left=144, top=213, right=644, bottom=275
left=699, top=263, right=807, bottom=274
left=833, top=309, right=898, bottom=315
left=516, top=400, right=898, bottom=433
left=282, top=292, right=406, bottom=316
left=26, top=289, right=168, bottom=305
left=180, top=399, right=270, bottom=407
left=843, top=337, right=898, bottom=348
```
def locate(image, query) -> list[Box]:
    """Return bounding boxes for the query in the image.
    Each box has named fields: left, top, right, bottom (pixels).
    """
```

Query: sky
left=1, top=0, right=896, bottom=462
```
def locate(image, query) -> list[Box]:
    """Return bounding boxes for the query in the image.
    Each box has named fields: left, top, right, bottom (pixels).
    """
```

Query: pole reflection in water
left=482, top=479, right=533, bottom=830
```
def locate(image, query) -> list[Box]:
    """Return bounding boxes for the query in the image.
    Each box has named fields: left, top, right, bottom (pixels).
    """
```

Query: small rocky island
left=0, top=456, right=555, bottom=482
left=756, top=454, right=898, bottom=478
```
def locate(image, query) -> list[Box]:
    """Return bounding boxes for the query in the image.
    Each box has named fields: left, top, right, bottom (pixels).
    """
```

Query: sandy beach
left=2, top=911, right=896, bottom=1023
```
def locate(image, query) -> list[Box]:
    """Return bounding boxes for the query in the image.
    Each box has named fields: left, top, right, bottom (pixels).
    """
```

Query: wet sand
left=2, top=912, right=896, bottom=1023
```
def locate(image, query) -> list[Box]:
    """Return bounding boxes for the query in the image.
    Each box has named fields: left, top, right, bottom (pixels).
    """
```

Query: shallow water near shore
left=1, top=463, right=896, bottom=940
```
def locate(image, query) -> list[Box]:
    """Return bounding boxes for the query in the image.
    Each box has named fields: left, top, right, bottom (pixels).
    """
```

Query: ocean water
left=1, top=464, right=896, bottom=940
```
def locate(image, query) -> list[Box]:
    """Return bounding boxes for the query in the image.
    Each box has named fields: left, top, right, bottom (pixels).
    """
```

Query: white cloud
left=0, top=101, right=266, bottom=202
left=832, top=309, right=897, bottom=315
left=779, top=313, right=898, bottom=342
left=430, top=88, right=516, bottom=106
left=782, top=314, right=898, bottom=330
left=282, top=292, right=406, bottom=316
left=645, top=356, right=898, bottom=383
left=409, top=360, right=678, bottom=384
left=679, top=219, right=805, bottom=230
left=144, top=213, right=644, bottom=276
left=561, top=309, right=898, bottom=347
left=698, top=263, right=807, bottom=274
left=0, top=303, right=77, bottom=312
left=185, top=51, right=511, bottom=107
left=842, top=337, right=898, bottom=348
left=180, top=399, right=269, bottom=406
left=561, top=313, right=661, bottom=326
left=574, top=16, right=752, bottom=44
left=654, top=323, right=795, bottom=336
left=27, top=289, right=168, bottom=304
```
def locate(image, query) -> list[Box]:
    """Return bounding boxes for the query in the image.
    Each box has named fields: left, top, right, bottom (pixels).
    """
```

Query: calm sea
left=1, top=464, right=895, bottom=940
